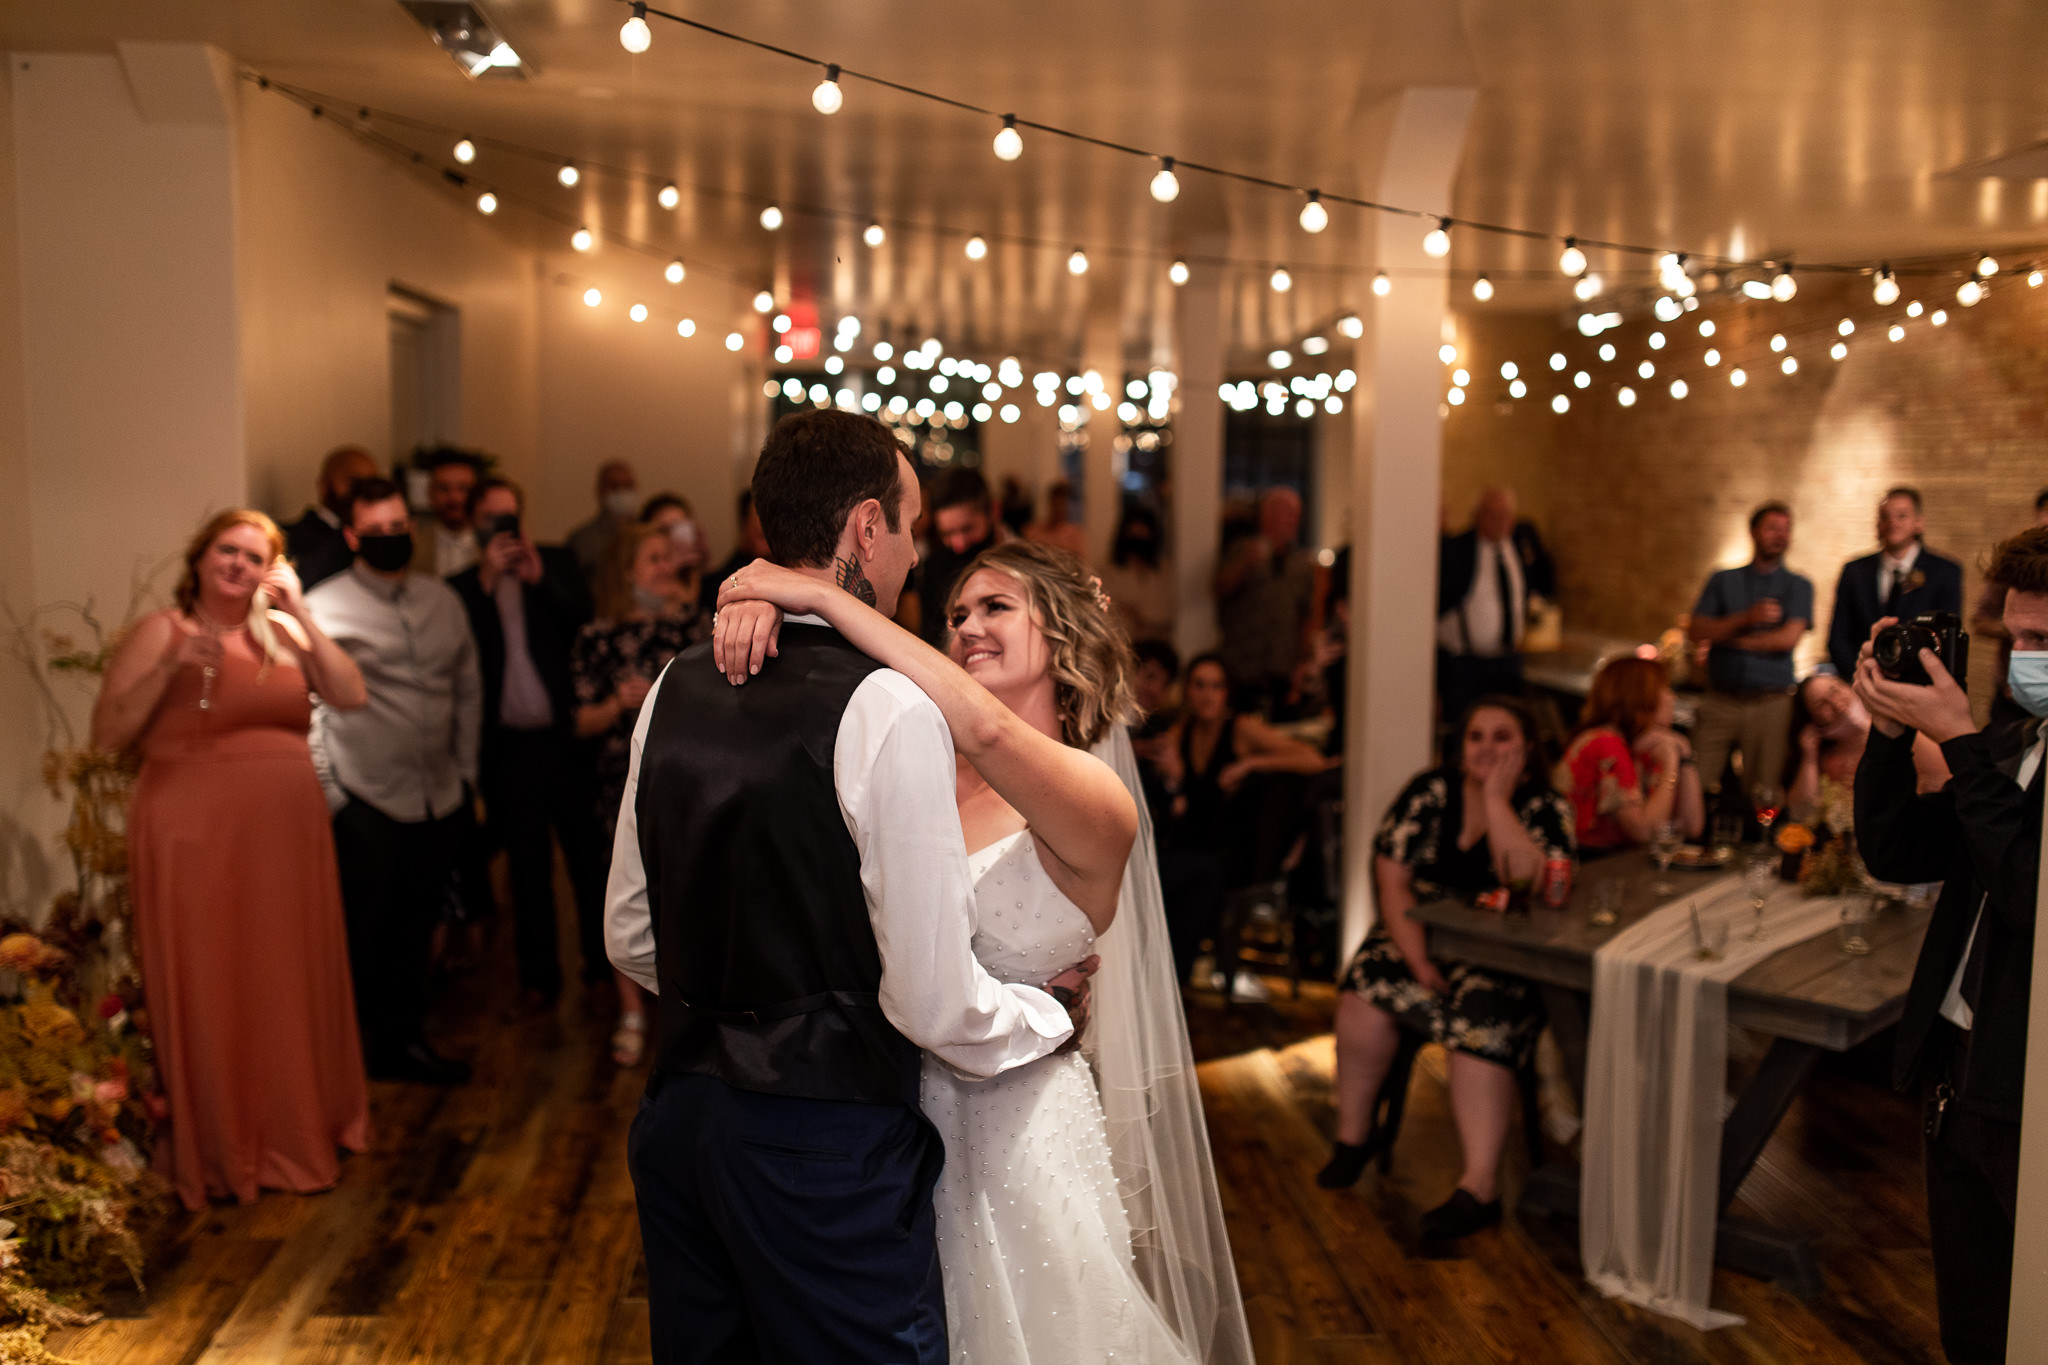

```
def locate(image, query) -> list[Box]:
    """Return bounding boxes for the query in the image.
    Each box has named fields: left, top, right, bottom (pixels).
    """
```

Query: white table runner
left=1578, top=874, right=1850, bottom=1329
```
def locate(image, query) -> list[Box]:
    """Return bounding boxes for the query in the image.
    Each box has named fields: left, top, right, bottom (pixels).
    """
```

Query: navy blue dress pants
left=628, top=1071, right=948, bottom=1365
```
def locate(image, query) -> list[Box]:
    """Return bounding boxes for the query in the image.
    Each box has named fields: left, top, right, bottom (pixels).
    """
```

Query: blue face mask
left=2008, top=651, right=2048, bottom=718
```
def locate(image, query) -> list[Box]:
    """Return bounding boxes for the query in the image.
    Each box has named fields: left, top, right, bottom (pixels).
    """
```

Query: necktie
left=1883, top=562, right=1903, bottom=618
left=1495, top=543, right=1517, bottom=652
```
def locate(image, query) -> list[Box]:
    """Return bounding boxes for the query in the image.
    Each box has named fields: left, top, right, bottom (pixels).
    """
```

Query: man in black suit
left=1435, top=487, right=1556, bottom=724
left=1854, top=524, right=2048, bottom=1364
left=282, top=446, right=379, bottom=590
left=448, top=477, right=609, bottom=1014
left=1827, top=486, right=1964, bottom=679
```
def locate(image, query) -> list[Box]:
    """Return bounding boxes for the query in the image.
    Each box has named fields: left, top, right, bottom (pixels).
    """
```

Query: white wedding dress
left=921, top=828, right=1201, bottom=1365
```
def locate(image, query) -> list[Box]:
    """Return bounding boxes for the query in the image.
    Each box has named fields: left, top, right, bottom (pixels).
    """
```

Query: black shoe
left=368, top=1041, right=473, bottom=1085
left=1419, top=1188, right=1501, bottom=1241
left=1315, top=1130, right=1390, bottom=1189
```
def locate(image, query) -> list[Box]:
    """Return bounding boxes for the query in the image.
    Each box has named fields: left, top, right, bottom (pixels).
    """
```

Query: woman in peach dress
left=94, top=509, right=372, bottom=1209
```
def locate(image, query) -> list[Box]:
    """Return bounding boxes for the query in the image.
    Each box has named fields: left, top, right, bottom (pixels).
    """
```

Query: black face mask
left=355, top=533, right=414, bottom=573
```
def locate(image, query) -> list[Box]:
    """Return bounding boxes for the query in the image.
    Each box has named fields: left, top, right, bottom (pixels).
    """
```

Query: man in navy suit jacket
left=1827, top=486, right=1964, bottom=679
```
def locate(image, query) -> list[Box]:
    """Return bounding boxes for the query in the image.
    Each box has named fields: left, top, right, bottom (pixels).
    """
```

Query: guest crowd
left=94, top=431, right=2043, bottom=1363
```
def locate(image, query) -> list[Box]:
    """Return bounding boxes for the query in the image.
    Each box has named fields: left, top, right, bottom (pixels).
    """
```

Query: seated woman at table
left=1558, top=656, right=1704, bottom=856
left=1787, top=670, right=1951, bottom=823
left=1316, top=696, right=1574, bottom=1245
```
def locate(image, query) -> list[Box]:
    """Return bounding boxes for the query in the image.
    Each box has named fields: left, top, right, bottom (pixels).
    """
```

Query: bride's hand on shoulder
left=713, top=600, right=782, bottom=685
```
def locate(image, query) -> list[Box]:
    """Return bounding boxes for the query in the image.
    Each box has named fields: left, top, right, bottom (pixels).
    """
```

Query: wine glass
left=1741, top=854, right=1776, bottom=941
left=1751, top=781, right=1785, bottom=845
left=1838, top=897, right=1876, bottom=956
left=1650, top=821, right=1682, bottom=896
left=1589, top=878, right=1623, bottom=928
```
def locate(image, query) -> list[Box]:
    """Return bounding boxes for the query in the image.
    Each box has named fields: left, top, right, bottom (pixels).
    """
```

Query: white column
left=1171, top=253, right=1226, bottom=660
left=1340, top=87, right=1476, bottom=961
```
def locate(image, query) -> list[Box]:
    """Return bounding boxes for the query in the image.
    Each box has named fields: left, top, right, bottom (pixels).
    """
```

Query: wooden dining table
left=1409, top=848, right=1931, bottom=1296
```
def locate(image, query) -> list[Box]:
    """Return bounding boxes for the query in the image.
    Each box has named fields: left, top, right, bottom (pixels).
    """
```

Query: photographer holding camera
left=1853, top=525, right=2048, bottom=1365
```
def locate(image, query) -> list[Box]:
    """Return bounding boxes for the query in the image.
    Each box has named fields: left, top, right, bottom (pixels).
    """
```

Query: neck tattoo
left=835, top=554, right=878, bottom=608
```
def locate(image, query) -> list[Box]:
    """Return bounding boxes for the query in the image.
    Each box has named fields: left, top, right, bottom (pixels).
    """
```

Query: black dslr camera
left=1873, top=611, right=1968, bottom=686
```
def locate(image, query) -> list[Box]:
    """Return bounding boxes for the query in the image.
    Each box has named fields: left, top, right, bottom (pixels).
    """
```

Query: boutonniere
left=1901, top=569, right=1926, bottom=594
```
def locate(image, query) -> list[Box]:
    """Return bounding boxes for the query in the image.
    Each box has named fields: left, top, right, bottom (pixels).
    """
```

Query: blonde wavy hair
left=945, top=539, right=1136, bottom=750
left=172, top=509, right=287, bottom=670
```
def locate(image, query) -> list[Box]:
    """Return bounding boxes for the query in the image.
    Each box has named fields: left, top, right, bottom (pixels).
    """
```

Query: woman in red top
left=1560, top=656, right=1705, bottom=855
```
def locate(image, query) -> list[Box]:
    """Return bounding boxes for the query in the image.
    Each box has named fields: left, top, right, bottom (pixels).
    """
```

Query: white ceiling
left=9, top=0, right=2048, bottom=368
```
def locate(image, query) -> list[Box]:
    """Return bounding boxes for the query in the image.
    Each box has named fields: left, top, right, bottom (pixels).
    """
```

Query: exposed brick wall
left=1441, top=275, right=2048, bottom=705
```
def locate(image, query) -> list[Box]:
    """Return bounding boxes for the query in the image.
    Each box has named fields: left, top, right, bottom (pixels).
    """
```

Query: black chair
left=1367, top=1028, right=1548, bottom=1174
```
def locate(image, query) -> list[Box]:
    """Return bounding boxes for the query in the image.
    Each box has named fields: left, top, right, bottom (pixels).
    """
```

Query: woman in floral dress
left=1314, top=695, right=1573, bottom=1245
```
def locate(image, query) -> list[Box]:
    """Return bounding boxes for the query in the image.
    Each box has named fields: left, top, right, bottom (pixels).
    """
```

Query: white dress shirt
left=434, top=524, right=479, bottom=580
left=604, top=617, right=1073, bottom=1080
left=1436, top=535, right=1524, bottom=658
left=1938, top=722, right=2047, bottom=1029
left=1876, top=543, right=1921, bottom=604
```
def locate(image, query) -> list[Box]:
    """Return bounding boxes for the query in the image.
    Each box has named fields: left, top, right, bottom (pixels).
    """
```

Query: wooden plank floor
left=49, top=925, right=1946, bottom=1363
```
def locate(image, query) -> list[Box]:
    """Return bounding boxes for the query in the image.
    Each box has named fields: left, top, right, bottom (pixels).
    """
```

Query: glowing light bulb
left=811, top=66, right=843, bottom=115
left=771, top=314, right=791, bottom=334
left=1549, top=353, right=1567, bottom=371
left=993, top=115, right=1022, bottom=161
left=864, top=223, right=885, bottom=247
left=1648, top=332, right=1667, bottom=350
left=965, top=235, right=988, bottom=261
left=558, top=164, right=580, bottom=187
left=752, top=290, right=774, bottom=313
left=1730, top=367, right=1747, bottom=387
left=1551, top=394, right=1570, bottom=413
left=1932, top=309, right=1948, bottom=325
left=1837, top=318, right=1855, bottom=336
left=1438, top=344, right=1458, bottom=363
left=1637, top=360, right=1654, bottom=379
left=1068, top=248, right=1089, bottom=275
left=1446, top=389, right=1466, bottom=407
left=1574, top=273, right=1603, bottom=300
left=1299, top=193, right=1328, bottom=234
left=760, top=205, right=783, bottom=230
left=1453, top=368, right=1470, bottom=386
left=1873, top=268, right=1899, bottom=305
left=1338, top=315, right=1363, bottom=339
left=1770, top=333, right=1787, bottom=352
left=630, top=303, right=648, bottom=322
left=1270, top=267, right=1292, bottom=293
left=1268, top=350, right=1292, bottom=369
left=1830, top=341, right=1847, bottom=360
left=453, top=137, right=476, bottom=164
left=665, top=259, right=685, bottom=284
left=1472, top=274, right=1494, bottom=301
left=1371, top=271, right=1391, bottom=297
left=1598, top=343, right=1616, bottom=361
left=1670, top=379, right=1688, bottom=399
left=571, top=227, right=594, bottom=251
left=1699, top=319, right=1716, bottom=337
left=1771, top=266, right=1797, bottom=300
left=1618, top=387, right=1637, bottom=407
left=1422, top=218, right=1451, bottom=258
left=1169, top=260, right=1189, bottom=286
left=1574, top=371, right=1591, bottom=389
left=1978, top=252, right=2000, bottom=276
left=2032, top=271, right=2045, bottom=288
left=619, top=3, right=651, bottom=53
left=1742, top=280, right=1774, bottom=299
left=476, top=191, right=498, bottom=215
left=1704, top=348, right=1720, bottom=366
left=725, top=332, right=744, bottom=352
left=1958, top=278, right=1984, bottom=306
left=1150, top=159, right=1180, bottom=203
left=1654, top=296, right=1682, bottom=322
left=1509, top=379, right=1527, bottom=398
left=1908, top=301, right=1924, bottom=317
left=1500, top=362, right=1518, bottom=380
left=1558, top=238, right=1586, bottom=276
left=583, top=288, right=602, bottom=307
left=1782, top=355, right=1799, bottom=374
left=658, top=183, right=680, bottom=210
left=1888, top=324, right=1904, bottom=341
left=676, top=318, right=695, bottom=337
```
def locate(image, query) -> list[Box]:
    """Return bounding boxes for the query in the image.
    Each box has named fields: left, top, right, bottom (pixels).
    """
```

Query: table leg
left=1717, top=1038, right=1822, bottom=1212
left=1538, top=982, right=1590, bottom=1101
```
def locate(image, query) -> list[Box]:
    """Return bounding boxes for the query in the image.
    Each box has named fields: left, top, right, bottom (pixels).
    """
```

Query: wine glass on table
left=1650, top=820, right=1682, bottom=897
left=1750, top=781, right=1785, bottom=847
left=1742, top=853, right=1776, bottom=941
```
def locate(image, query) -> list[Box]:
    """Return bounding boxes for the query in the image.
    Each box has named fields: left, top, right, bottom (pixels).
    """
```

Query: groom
left=605, top=409, right=1089, bottom=1363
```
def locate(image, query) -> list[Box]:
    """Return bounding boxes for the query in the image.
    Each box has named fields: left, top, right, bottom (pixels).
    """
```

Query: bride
left=715, top=539, right=1252, bottom=1365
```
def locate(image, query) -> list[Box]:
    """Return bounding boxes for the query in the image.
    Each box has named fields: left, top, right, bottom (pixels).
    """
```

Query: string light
left=1558, top=238, right=1586, bottom=276
left=1598, top=343, right=1616, bottom=362
left=771, top=313, right=792, bottom=334
left=1509, top=379, right=1527, bottom=398
left=1873, top=267, right=1900, bottom=305
left=1670, top=379, right=1688, bottom=399
left=1978, top=252, right=2000, bottom=276
left=476, top=191, right=498, bottom=215
left=1270, top=267, right=1292, bottom=292
left=725, top=332, right=744, bottom=351
left=753, top=290, right=774, bottom=312
left=1423, top=218, right=1451, bottom=257
left=1472, top=274, right=1494, bottom=301
left=1838, top=318, right=1855, bottom=335
left=1617, top=387, right=1637, bottom=407
left=1299, top=192, right=1328, bottom=234
left=812, top=65, right=843, bottom=115
left=1637, top=360, right=1655, bottom=379
left=1268, top=349, right=1292, bottom=368
left=864, top=222, right=886, bottom=247
left=1770, top=333, right=1787, bottom=352
left=1888, top=324, right=1905, bottom=341
left=658, top=183, right=680, bottom=210
left=1549, top=352, right=1567, bottom=371
left=1830, top=341, right=1847, bottom=360
left=1654, top=296, right=1682, bottom=322
left=1907, top=301, right=1924, bottom=317
left=1338, top=315, right=1364, bottom=338
left=961, top=234, right=987, bottom=260
left=1453, top=367, right=1470, bottom=386
left=630, top=303, right=648, bottom=322
left=571, top=227, right=594, bottom=251
left=677, top=318, right=696, bottom=336
left=1704, top=348, right=1720, bottom=365
left=557, top=163, right=580, bottom=187
left=1551, top=395, right=1570, bottom=413
left=1957, top=278, right=1984, bottom=306
left=1169, top=260, right=1190, bottom=285
left=1150, top=158, right=1180, bottom=203
left=993, top=115, right=1022, bottom=161
left=1741, top=279, right=1774, bottom=300
left=1500, top=362, right=1518, bottom=379
left=1771, top=265, right=1797, bottom=300
left=1699, top=319, right=1716, bottom=337
left=583, top=288, right=602, bottom=307
left=1068, top=248, right=1089, bottom=275
left=1439, top=344, right=1458, bottom=363
left=1648, top=332, right=1667, bottom=350
left=665, top=258, right=686, bottom=283
left=620, top=2, right=652, bottom=53
left=2033, top=271, right=2045, bottom=288
left=1574, top=371, right=1591, bottom=389
left=1371, top=271, right=1391, bottom=296
left=453, top=137, right=476, bottom=164
left=1730, top=367, right=1747, bottom=386
left=760, top=205, right=783, bottom=230
left=1573, top=273, right=1603, bottom=300
left=1447, top=388, right=1466, bottom=406
left=1932, top=309, right=1948, bottom=325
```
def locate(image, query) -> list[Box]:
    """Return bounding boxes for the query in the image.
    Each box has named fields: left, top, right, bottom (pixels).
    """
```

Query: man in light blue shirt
left=1686, top=502, right=1813, bottom=800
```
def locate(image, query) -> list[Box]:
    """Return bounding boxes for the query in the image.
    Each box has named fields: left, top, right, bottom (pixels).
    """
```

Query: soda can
left=1541, top=855, right=1575, bottom=909
left=1475, top=887, right=1511, bottom=913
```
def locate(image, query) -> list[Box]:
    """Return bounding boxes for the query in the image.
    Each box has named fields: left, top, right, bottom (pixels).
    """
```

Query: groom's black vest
left=635, top=624, right=919, bottom=1105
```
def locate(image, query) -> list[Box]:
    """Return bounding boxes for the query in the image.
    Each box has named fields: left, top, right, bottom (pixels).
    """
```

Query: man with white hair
left=1435, top=487, right=1555, bottom=724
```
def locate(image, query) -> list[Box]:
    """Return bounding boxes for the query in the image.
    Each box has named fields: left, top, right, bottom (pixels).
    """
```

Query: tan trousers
left=1691, top=690, right=1794, bottom=798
